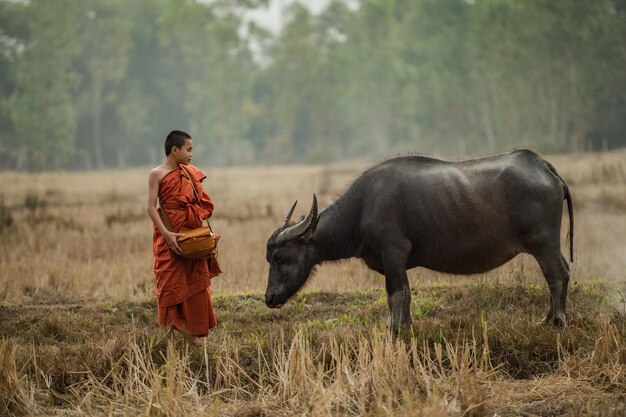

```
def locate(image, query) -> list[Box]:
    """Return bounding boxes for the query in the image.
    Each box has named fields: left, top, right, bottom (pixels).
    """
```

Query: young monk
left=147, top=130, right=220, bottom=337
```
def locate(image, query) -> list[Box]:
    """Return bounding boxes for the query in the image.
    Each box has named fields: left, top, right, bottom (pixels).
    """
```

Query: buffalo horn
left=282, top=200, right=298, bottom=228
left=276, top=194, right=318, bottom=244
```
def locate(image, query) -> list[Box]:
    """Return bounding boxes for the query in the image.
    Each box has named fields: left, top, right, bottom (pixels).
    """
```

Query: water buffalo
left=265, top=149, right=574, bottom=333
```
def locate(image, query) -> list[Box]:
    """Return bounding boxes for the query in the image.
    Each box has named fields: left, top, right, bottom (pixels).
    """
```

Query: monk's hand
left=165, top=231, right=185, bottom=255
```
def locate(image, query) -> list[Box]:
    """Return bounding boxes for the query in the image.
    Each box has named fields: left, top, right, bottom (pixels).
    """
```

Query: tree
left=0, top=1, right=28, bottom=167
left=79, top=0, right=131, bottom=168
left=10, top=0, right=81, bottom=170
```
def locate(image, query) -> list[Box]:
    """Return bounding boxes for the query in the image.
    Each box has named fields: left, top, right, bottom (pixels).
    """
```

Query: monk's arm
left=147, top=170, right=183, bottom=254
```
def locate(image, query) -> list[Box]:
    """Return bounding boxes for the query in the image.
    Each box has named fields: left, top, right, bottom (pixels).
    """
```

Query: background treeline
left=0, top=0, right=625, bottom=170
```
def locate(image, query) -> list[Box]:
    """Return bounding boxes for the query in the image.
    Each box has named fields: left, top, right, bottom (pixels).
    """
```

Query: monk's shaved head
left=165, top=130, right=191, bottom=156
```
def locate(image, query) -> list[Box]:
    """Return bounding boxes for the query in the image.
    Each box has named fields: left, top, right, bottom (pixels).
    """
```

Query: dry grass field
left=0, top=150, right=625, bottom=416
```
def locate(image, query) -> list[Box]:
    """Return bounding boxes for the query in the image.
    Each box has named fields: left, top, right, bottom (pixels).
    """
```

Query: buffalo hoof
left=388, top=320, right=413, bottom=340
left=539, top=313, right=567, bottom=329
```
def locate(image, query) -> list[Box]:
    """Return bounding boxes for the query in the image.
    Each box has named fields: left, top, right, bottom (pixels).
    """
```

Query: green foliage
left=9, top=0, right=81, bottom=170
left=79, top=0, right=132, bottom=169
left=0, top=0, right=625, bottom=170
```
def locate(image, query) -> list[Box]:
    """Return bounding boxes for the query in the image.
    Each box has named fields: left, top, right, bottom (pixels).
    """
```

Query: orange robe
left=153, top=165, right=219, bottom=337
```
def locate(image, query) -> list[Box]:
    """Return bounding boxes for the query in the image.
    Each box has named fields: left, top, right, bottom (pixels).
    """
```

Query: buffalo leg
left=534, top=252, right=569, bottom=328
left=382, top=243, right=412, bottom=334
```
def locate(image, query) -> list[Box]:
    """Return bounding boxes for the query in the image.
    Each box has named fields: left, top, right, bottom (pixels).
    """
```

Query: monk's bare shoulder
left=149, top=165, right=171, bottom=185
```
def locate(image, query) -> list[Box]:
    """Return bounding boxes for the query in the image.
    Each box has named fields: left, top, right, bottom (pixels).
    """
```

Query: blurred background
left=0, top=0, right=625, bottom=171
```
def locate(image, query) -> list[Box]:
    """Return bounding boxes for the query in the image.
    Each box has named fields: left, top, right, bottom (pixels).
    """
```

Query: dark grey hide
left=265, top=149, right=574, bottom=333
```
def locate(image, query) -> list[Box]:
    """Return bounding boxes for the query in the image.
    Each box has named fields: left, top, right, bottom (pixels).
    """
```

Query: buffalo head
left=265, top=194, right=319, bottom=308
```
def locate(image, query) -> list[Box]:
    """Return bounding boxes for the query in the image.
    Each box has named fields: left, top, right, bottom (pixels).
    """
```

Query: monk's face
left=173, top=139, right=193, bottom=165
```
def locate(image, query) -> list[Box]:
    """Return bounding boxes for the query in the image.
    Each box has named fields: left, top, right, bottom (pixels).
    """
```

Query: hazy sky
left=243, top=0, right=332, bottom=34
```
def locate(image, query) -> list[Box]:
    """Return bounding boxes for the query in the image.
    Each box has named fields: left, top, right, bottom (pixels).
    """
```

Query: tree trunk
left=117, top=149, right=126, bottom=168
left=148, top=147, right=157, bottom=166
left=479, top=77, right=496, bottom=152
left=36, top=149, right=48, bottom=171
left=84, top=153, right=92, bottom=170
left=548, top=83, right=561, bottom=148
left=16, top=149, right=26, bottom=170
left=370, top=100, right=389, bottom=155
left=569, top=62, right=585, bottom=152
left=457, top=136, right=466, bottom=156
left=92, top=71, right=105, bottom=169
